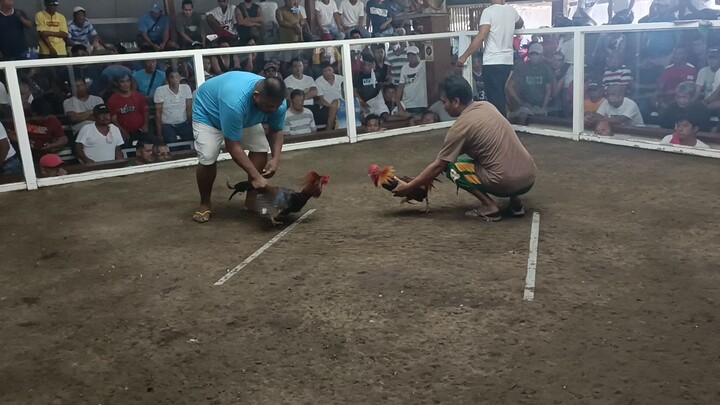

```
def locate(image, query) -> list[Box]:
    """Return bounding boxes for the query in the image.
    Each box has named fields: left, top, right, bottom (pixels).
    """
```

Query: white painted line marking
left=214, top=209, right=316, bottom=286
left=523, top=212, right=540, bottom=301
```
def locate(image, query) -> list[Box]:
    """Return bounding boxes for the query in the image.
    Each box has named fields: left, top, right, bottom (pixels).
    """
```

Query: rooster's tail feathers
left=228, top=180, right=254, bottom=200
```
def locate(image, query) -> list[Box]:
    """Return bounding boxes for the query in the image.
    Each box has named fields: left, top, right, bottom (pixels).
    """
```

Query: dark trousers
left=483, top=64, right=513, bottom=117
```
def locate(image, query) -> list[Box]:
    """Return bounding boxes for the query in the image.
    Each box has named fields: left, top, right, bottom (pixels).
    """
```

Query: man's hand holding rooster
left=262, top=159, right=279, bottom=178
left=392, top=177, right=412, bottom=197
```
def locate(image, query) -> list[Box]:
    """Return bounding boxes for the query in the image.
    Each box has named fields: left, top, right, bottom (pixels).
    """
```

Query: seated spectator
left=235, top=0, right=263, bottom=44
left=18, top=80, right=33, bottom=113
left=584, top=82, right=606, bottom=113
left=139, top=4, right=173, bottom=51
left=27, top=98, right=67, bottom=158
left=207, top=0, right=238, bottom=40
left=594, top=119, right=614, bottom=136
left=696, top=48, right=720, bottom=101
left=211, top=39, right=242, bottom=75
left=659, top=81, right=712, bottom=132
left=129, top=140, right=155, bottom=166
left=38, top=153, right=66, bottom=177
left=354, top=53, right=389, bottom=117
left=75, top=104, right=124, bottom=163
left=386, top=36, right=408, bottom=85
left=366, top=0, right=394, bottom=37
left=68, top=7, right=104, bottom=52
left=63, top=77, right=104, bottom=136
left=315, top=0, right=345, bottom=40
left=506, top=43, right=553, bottom=125
left=107, top=74, right=150, bottom=146
left=660, top=112, right=710, bottom=149
left=315, top=61, right=343, bottom=130
left=363, top=113, right=384, bottom=132
left=602, top=50, right=633, bottom=89
left=36, top=0, right=72, bottom=58
left=338, top=0, right=370, bottom=38
left=258, top=0, right=279, bottom=45
left=134, top=58, right=166, bottom=98
left=381, top=83, right=409, bottom=122
left=397, top=46, right=428, bottom=115
left=372, top=44, right=391, bottom=86
left=428, top=99, right=453, bottom=122
left=587, top=83, right=645, bottom=127
left=633, top=49, right=664, bottom=119
left=311, top=46, right=341, bottom=76
left=263, top=61, right=280, bottom=79
left=240, top=36, right=265, bottom=73
left=657, top=46, right=697, bottom=108
left=154, top=68, right=193, bottom=143
left=203, top=57, right=214, bottom=80
left=176, top=0, right=205, bottom=49
left=154, top=142, right=172, bottom=161
left=420, top=110, right=439, bottom=124
left=285, top=89, right=317, bottom=135
left=284, top=58, right=318, bottom=107
left=0, top=123, right=21, bottom=175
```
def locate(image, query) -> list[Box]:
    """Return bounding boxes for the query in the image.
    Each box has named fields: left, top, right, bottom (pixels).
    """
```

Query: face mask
left=290, top=6, right=300, bottom=13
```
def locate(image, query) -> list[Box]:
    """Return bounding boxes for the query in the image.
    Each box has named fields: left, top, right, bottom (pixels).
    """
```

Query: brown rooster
left=228, top=171, right=330, bottom=225
left=368, top=164, right=435, bottom=212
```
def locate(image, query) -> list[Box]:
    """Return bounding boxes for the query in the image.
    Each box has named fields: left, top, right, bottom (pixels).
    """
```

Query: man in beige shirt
left=393, top=75, right=537, bottom=221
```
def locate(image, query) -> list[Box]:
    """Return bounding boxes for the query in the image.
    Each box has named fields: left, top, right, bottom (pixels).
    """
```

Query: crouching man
left=393, top=75, right=537, bottom=221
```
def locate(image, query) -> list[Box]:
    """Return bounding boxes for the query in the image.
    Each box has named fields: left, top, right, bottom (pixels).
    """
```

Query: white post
left=572, top=30, right=585, bottom=141
left=341, top=43, right=358, bottom=143
left=5, top=66, right=38, bottom=190
left=459, top=33, right=473, bottom=86
left=193, top=53, right=206, bottom=89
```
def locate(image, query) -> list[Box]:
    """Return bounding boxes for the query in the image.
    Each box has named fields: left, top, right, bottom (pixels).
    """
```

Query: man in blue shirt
left=139, top=3, right=172, bottom=50
left=192, top=72, right=288, bottom=223
left=134, top=59, right=166, bottom=98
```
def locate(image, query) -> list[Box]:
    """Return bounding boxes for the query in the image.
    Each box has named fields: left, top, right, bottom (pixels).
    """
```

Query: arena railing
left=2, top=22, right=720, bottom=193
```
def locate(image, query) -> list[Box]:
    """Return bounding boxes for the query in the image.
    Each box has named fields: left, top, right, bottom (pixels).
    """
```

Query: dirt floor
left=1, top=130, right=719, bottom=404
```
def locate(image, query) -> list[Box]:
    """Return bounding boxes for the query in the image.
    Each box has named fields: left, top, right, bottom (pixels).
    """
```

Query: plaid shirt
left=68, top=19, right=98, bottom=45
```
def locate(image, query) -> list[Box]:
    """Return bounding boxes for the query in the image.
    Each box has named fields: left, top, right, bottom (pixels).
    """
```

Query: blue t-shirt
left=366, top=0, right=393, bottom=32
left=193, top=72, right=288, bottom=142
left=139, top=12, right=169, bottom=44
left=134, top=69, right=166, bottom=97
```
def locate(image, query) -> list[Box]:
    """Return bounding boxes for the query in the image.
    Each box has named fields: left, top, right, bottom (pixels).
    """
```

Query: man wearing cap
left=0, top=0, right=33, bottom=61
left=39, top=154, right=67, bottom=177
left=397, top=46, right=428, bottom=115
left=457, top=0, right=524, bottom=117
left=75, top=104, right=125, bottom=164
left=263, top=61, right=280, bottom=79
left=35, top=0, right=72, bottom=58
left=506, top=42, right=553, bottom=125
left=68, top=6, right=104, bottom=52
left=139, top=3, right=171, bottom=51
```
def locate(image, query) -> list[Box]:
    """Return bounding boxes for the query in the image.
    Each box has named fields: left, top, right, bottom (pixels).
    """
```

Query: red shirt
left=27, top=116, right=65, bottom=152
left=660, top=63, right=697, bottom=97
left=108, top=91, right=148, bottom=133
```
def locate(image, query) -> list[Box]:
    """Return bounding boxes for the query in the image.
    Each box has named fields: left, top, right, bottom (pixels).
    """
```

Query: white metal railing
left=2, top=22, right=720, bottom=192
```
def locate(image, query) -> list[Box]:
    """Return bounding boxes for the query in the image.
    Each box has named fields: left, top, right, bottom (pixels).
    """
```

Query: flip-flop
left=192, top=210, right=211, bottom=223
left=465, top=208, right=502, bottom=222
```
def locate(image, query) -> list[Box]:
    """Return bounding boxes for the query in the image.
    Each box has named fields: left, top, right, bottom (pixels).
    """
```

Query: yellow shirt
left=35, top=11, right=69, bottom=56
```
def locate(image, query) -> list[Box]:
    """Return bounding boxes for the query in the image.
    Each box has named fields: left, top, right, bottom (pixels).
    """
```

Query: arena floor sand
left=1, top=131, right=719, bottom=404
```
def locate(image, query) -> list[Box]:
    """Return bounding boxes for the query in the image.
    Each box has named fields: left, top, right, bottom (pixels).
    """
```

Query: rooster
left=228, top=171, right=330, bottom=225
left=368, top=164, right=435, bottom=212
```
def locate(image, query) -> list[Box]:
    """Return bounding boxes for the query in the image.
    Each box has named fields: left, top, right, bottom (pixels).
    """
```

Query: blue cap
left=150, top=3, right=163, bottom=13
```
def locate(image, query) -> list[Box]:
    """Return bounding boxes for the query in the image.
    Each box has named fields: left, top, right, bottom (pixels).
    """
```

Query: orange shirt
left=584, top=97, right=606, bottom=113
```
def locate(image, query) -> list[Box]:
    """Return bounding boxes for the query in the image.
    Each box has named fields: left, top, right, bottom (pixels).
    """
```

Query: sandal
left=465, top=208, right=502, bottom=222
left=192, top=210, right=212, bottom=223
left=508, top=205, right=525, bottom=218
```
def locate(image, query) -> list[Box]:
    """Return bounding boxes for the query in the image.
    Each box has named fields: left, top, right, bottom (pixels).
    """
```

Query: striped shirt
left=602, top=65, right=633, bottom=87
left=386, top=47, right=408, bottom=85
left=68, top=19, right=98, bottom=46
left=285, top=108, right=316, bottom=135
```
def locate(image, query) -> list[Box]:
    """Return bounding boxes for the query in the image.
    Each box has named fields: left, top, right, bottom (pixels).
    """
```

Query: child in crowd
left=284, top=89, right=316, bottom=135
left=594, top=119, right=614, bottom=137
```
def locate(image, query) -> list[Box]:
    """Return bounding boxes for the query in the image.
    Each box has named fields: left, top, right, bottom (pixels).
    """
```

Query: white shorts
left=193, top=122, right=270, bottom=165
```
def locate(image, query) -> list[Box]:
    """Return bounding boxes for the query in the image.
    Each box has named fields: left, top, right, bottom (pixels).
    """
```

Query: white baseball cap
left=406, top=46, right=420, bottom=54
left=73, top=6, right=85, bottom=13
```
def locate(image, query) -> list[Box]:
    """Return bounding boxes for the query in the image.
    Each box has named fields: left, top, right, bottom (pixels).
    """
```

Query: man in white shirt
left=258, top=0, right=279, bottom=44
left=588, top=83, right=645, bottom=127
left=698, top=48, right=720, bottom=101
left=75, top=104, right=125, bottom=164
left=397, top=46, right=428, bottom=114
left=660, top=113, right=710, bottom=149
left=314, top=0, right=344, bottom=40
left=315, top=61, right=344, bottom=130
left=206, top=0, right=238, bottom=39
left=284, top=58, right=318, bottom=106
left=338, top=0, right=369, bottom=38
left=0, top=122, right=21, bottom=175
left=457, top=0, right=524, bottom=116
left=63, top=78, right=104, bottom=135
left=154, top=68, right=194, bottom=143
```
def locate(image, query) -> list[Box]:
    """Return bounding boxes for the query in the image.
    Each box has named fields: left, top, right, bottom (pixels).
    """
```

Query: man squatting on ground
left=393, top=76, right=537, bottom=222
left=191, top=71, right=288, bottom=223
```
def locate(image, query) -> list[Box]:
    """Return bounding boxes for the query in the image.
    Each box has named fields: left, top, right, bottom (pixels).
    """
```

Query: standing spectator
left=176, top=0, right=205, bottom=49
left=397, top=46, right=428, bottom=115
left=107, top=74, right=150, bottom=146
left=68, top=7, right=103, bottom=51
left=284, top=58, right=318, bottom=107
left=339, top=0, right=369, bottom=38
left=134, top=59, right=166, bottom=99
left=602, top=51, right=633, bottom=89
left=258, top=0, right=279, bottom=45
left=607, top=0, right=635, bottom=22
left=63, top=77, right=104, bottom=136
left=129, top=140, right=155, bottom=166
left=206, top=0, right=238, bottom=40
left=139, top=4, right=171, bottom=51
left=285, top=89, right=316, bottom=135
left=506, top=43, right=553, bottom=125
left=315, top=0, right=345, bottom=40
left=696, top=48, right=720, bottom=100
left=36, top=0, right=72, bottom=58
left=365, top=0, right=394, bottom=37
left=38, top=153, right=66, bottom=177
left=0, top=0, right=32, bottom=61
left=154, top=68, right=194, bottom=143
left=354, top=53, right=388, bottom=117
left=457, top=0, right=524, bottom=116
left=386, top=31, right=408, bottom=85
left=315, top=61, right=343, bottom=130
left=235, top=0, right=263, bottom=44
left=587, top=83, right=645, bottom=127
left=372, top=44, right=391, bottom=86
left=75, top=104, right=124, bottom=163
left=0, top=122, right=21, bottom=175
left=27, top=98, right=68, bottom=158
left=277, top=0, right=305, bottom=47
left=657, top=47, right=697, bottom=108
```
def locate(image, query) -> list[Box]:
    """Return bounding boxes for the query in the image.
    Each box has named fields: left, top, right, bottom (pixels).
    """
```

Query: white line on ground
left=214, top=209, right=316, bottom=286
left=523, top=212, right=540, bottom=301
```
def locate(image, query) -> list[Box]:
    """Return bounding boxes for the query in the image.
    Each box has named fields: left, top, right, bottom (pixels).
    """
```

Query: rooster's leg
left=400, top=197, right=415, bottom=205
left=424, top=196, right=431, bottom=214
left=270, top=216, right=284, bottom=226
